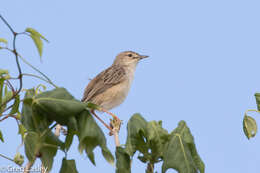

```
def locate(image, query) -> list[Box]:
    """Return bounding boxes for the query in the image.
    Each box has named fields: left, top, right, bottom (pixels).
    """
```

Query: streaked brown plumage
left=82, top=51, right=148, bottom=110
left=81, top=51, right=148, bottom=132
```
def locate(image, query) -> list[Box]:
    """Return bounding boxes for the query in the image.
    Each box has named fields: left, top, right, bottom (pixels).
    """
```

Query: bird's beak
left=139, top=55, right=149, bottom=59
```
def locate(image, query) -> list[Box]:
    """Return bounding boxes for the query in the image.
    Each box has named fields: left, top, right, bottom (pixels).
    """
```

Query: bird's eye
left=128, top=54, right=132, bottom=57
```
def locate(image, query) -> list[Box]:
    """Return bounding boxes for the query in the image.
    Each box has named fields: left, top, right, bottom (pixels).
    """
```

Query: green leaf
left=10, top=95, right=20, bottom=115
left=0, top=38, right=7, bottom=49
left=64, top=128, right=75, bottom=151
left=34, top=87, right=74, bottom=100
left=21, top=89, right=38, bottom=131
left=21, top=88, right=51, bottom=132
left=2, top=89, right=12, bottom=104
left=243, top=115, right=257, bottom=139
left=1, top=86, right=13, bottom=112
left=0, top=130, right=4, bottom=142
left=25, top=130, right=63, bottom=172
left=26, top=28, right=49, bottom=42
left=18, top=124, right=27, bottom=141
left=86, top=102, right=101, bottom=110
left=162, top=121, right=205, bottom=173
left=255, top=93, right=260, bottom=110
left=146, top=121, right=169, bottom=162
left=125, top=114, right=171, bottom=167
left=59, top=158, right=78, bottom=173
left=0, top=38, right=8, bottom=44
left=30, top=33, right=43, bottom=57
left=40, top=131, right=63, bottom=172
left=138, top=154, right=148, bottom=163
left=116, top=147, right=131, bottom=173
left=77, top=110, right=114, bottom=165
left=0, top=69, right=9, bottom=76
left=24, top=132, right=40, bottom=162
left=26, top=27, right=48, bottom=58
left=35, top=84, right=47, bottom=94
left=32, top=98, right=85, bottom=129
left=0, top=78, right=4, bottom=114
left=125, top=113, right=148, bottom=156
left=13, top=152, right=24, bottom=166
left=32, top=88, right=87, bottom=130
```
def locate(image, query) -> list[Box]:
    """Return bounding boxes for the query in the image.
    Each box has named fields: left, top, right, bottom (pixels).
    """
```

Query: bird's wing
left=81, top=65, right=127, bottom=102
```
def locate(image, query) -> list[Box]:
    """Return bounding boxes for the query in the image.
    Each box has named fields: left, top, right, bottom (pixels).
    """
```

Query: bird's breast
left=98, top=67, right=136, bottom=110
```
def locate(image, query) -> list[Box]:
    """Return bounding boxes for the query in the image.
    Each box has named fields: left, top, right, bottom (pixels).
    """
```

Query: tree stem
left=113, top=128, right=120, bottom=147
left=146, top=162, right=154, bottom=173
left=0, top=153, right=15, bottom=163
left=23, top=161, right=34, bottom=173
left=110, top=118, right=121, bottom=147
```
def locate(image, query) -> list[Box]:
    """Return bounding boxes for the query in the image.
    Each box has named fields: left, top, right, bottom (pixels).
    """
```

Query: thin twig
left=5, top=80, right=15, bottom=93
left=2, top=104, right=13, bottom=113
left=0, top=153, right=21, bottom=166
left=0, top=153, right=14, bottom=162
left=0, top=15, right=16, bottom=34
left=22, top=73, right=56, bottom=87
left=0, top=114, right=17, bottom=122
left=2, top=47, right=57, bottom=88
left=0, top=15, right=23, bottom=109
left=18, top=55, right=58, bottom=88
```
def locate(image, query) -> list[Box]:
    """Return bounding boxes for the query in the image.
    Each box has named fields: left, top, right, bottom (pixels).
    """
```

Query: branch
left=0, top=153, right=21, bottom=166
left=2, top=47, right=57, bottom=88
left=18, top=55, right=58, bottom=88
left=113, top=129, right=120, bottom=147
left=0, top=153, right=14, bottom=162
left=0, top=15, right=16, bottom=34
left=5, top=79, right=15, bottom=93
left=0, top=114, right=17, bottom=122
left=0, top=15, right=23, bottom=109
left=22, top=73, right=57, bottom=88
left=0, top=15, right=57, bottom=110
left=2, top=104, right=14, bottom=113
left=24, top=161, right=34, bottom=173
left=146, top=162, right=154, bottom=173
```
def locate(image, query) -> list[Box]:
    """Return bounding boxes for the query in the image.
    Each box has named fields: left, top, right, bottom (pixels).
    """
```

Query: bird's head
left=113, top=51, right=149, bottom=66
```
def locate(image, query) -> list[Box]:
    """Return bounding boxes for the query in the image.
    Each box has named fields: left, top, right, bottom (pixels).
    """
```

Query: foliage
left=116, top=114, right=204, bottom=173
left=243, top=93, right=260, bottom=139
left=0, top=15, right=204, bottom=173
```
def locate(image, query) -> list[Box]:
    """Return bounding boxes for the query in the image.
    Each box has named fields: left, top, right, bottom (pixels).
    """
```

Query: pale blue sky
left=1, top=0, right=260, bottom=172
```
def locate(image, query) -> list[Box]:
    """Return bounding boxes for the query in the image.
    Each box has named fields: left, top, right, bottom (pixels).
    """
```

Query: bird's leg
left=98, top=107, right=121, bottom=121
left=97, top=107, right=122, bottom=137
left=90, top=110, right=112, bottom=131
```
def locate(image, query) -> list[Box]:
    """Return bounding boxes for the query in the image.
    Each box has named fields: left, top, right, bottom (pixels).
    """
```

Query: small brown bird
left=81, top=51, right=148, bottom=131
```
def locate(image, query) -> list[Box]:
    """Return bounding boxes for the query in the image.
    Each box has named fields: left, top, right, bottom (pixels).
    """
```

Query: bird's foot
left=109, top=117, right=122, bottom=136
left=91, top=109, right=121, bottom=136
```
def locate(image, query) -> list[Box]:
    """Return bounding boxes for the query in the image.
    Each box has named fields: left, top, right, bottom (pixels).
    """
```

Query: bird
left=81, top=51, right=148, bottom=132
